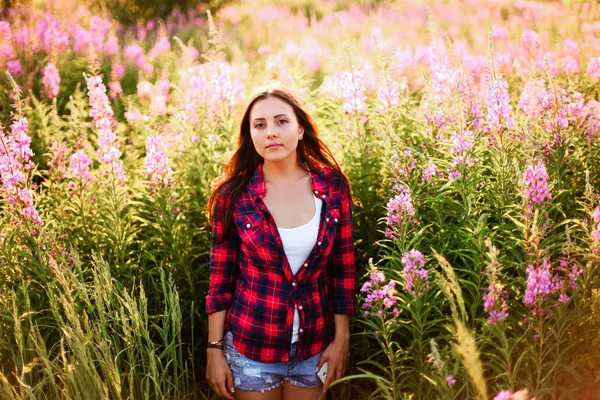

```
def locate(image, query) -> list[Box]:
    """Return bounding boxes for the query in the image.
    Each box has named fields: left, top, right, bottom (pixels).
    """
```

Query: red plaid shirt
left=206, top=163, right=356, bottom=363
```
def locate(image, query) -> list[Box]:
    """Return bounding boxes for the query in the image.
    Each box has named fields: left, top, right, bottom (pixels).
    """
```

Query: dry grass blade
left=455, top=319, right=488, bottom=400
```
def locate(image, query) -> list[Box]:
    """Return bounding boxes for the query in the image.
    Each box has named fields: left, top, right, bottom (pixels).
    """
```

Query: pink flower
left=493, top=389, right=530, bottom=400
left=587, top=57, right=600, bottom=80
left=593, top=207, right=600, bottom=223
left=483, top=281, right=509, bottom=324
left=145, top=134, right=172, bottom=188
left=48, top=140, right=69, bottom=180
left=104, top=36, right=119, bottom=56
left=486, top=79, right=514, bottom=131
left=36, top=14, right=69, bottom=55
left=41, top=62, right=60, bottom=100
left=446, top=375, right=456, bottom=387
left=67, top=149, right=94, bottom=192
left=0, top=110, right=43, bottom=226
left=7, top=60, right=21, bottom=76
left=401, top=249, right=428, bottom=296
left=108, top=81, right=123, bottom=100
left=386, top=184, right=415, bottom=234
left=377, top=75, right=407, bottom=111
left=112, top=64, right=126, bottom=80
left=521, top=30, right=540, bottom=54
left=523, top=161, right=552, bottom=207
left=85, top=75, right=125, bottom=182
left=320, top=69, right=369, bottom=115
left=148, top=36, right=171, bottom=59
left=524, top=258, right=560, bottom=309
left=422, top=159, right=439, bottom=183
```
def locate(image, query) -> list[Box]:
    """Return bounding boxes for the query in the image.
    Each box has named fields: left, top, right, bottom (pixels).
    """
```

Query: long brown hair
left=207, top=85, right=348, bottom=238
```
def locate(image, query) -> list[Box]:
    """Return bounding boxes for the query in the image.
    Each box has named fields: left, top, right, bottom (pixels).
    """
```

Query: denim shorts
left=223, top=331, right=324, bottom=392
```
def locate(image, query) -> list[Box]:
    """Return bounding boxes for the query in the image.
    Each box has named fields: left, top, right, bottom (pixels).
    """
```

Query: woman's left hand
left=315, top=335, right=350, bottom=392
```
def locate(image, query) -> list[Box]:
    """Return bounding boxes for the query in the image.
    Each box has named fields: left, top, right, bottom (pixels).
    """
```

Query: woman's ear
left=299, top=127, right=304, bottom=139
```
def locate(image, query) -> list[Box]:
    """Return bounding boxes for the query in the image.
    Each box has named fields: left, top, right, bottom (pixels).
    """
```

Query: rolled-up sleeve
left=206, top=192, right=240, bottom=314
left=327, top=181, right=357, bottom=315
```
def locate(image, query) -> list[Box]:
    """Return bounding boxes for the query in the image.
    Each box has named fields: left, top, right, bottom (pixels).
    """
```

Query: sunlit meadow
left=1, top=0, right=600, bottom=398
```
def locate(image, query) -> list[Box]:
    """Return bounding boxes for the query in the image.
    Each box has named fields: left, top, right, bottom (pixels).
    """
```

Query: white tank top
left=277, top=195, right=322, bottom=343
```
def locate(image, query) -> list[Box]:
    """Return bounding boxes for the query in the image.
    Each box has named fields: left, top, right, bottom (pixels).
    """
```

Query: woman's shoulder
left=310, top=164, right=349, bottom=192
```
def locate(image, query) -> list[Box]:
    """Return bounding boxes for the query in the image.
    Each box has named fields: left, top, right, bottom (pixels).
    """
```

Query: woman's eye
left=278, top=119, right=288, bottom=124
left=254, top=123, right=264, bottom=129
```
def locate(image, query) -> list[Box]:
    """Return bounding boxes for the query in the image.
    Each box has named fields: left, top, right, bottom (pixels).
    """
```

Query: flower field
left=1, top=0, right=600, bottom=398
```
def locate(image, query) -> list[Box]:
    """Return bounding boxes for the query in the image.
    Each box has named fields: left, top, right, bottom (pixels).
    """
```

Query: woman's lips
left=266, top=144, right=282, bottom=149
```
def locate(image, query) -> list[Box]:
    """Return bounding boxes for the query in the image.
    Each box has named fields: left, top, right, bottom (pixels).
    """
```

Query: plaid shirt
left=206, top=163, right=356, bottom=363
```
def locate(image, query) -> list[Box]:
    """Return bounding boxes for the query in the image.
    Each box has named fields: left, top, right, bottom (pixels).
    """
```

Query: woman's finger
left=226, top=368, right=235, bottom=398
left=218, top=375, right=234, bottom=400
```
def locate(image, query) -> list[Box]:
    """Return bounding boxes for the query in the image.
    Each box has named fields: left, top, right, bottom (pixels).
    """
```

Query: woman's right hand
left=206, top=349, right=235, bottom=399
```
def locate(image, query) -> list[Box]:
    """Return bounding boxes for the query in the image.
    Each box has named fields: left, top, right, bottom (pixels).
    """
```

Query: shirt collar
left=249, top=163, right=328, bottom=201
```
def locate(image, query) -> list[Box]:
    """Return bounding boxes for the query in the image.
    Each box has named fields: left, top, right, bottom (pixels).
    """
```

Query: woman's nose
left=266, top=125, right=278, bottom=138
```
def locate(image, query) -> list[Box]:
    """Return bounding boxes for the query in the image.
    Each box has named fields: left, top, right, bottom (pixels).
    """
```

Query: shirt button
left=334, top=218, right=338, bottom=223
left=321, top=194, right=326, bottom=199
left=326, top=218, right=330, bottom=222
left=299, top=329, right=303, bottom=333
left=317, top=241, right=322, bottom=246
left=303, top=263, right=308, bottom=267
left=245, top=223, right=251, bottom=228
left=314, top=190, right=319, bottom=194
left=298, top=305, right=303, bottom=310
left=292, top=282, right=296, bottom=287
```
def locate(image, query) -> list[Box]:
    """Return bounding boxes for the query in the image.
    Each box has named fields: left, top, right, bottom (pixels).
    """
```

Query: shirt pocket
left=235, top=212, right=265, bottom=251
left=318, top=208, right=340, bottom=249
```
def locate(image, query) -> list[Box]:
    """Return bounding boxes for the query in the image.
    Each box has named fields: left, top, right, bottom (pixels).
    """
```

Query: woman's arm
left=205, top=191, right=241, bottom=314
left=326, top=179, right=357, bottom=316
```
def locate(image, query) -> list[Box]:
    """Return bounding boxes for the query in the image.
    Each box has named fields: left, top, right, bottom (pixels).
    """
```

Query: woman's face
left=249, top=96, right=304, bottom=164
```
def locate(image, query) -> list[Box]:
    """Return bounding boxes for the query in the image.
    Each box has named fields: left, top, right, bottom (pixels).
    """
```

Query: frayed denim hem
left=236, top=381, right=284, bottom=392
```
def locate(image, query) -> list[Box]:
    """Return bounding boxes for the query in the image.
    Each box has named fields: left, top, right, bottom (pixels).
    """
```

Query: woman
left=205, top=86, right=356, bottom=400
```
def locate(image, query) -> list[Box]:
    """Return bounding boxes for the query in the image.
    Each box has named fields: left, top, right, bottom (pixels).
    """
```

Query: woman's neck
left=262, top=157, right=306, bottom=185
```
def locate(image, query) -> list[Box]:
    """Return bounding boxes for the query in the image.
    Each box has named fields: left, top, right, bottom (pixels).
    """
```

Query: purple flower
left=493, top=389, right=529, bottom=400
left=587, top=57, right=600, bottom=80
left=361, top=266, right=399, bottom=315
left=401, top=249, right=428, bottom=296
left=446, top=375, right=456, bottom=387
left=518, top=79, right=547, bottom=119
left=483, top=281, right=509, bottom=324
left=48, top=140, right=69, bottom=180
left=523, top=161, right=552, bottom=207
left=145, top=135, right=172, bottom=188
left=177, top=61, right=246, bottom=124
left=41, top=62, right=60, bottom=100
left=67, top=149, right=94, bottom=192
left=486, top=79, right=514, bottom=132
left=85, top=75, right=125, bottom=183
left=7, top=60, right=21, bottom=76
left=0, top=110, right=43, bottom=226
left=385, top=184, right=415, bottom=234
left=422, top=159, right=439, bottom=183
left=521, top=30, right=540, bottom=54
left=448, top=130, right=477, bottom=179
left=524, top=258, right=560, bottom=310
left=320, top=69, right=369, bottom=115
left=377, top=75, right=407, bottom=111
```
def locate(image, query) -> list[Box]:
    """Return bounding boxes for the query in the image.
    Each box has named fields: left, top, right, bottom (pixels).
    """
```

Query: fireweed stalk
left=384, top=183, right=416, bottom=245
left=0, top=79, right=43, bottom=229
left=483, top=239, right=509, bottom=324
left=84, top=74, right=126, bottom=184
left=144, top=134, right=173, bottom=193
left=521, top=159, right=559, bottom=390
left=359, top=260, right=402, bottom=399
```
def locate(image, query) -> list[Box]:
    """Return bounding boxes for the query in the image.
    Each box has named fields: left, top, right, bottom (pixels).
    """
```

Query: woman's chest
left=262, top=185, right=317, bottom=229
